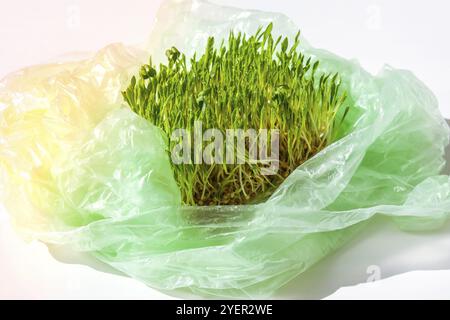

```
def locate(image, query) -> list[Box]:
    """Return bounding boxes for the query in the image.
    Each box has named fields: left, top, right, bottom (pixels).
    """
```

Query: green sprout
left=123, top=24, right=349, bottom=206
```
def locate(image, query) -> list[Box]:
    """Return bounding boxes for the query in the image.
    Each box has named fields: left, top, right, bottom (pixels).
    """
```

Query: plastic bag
left=1, top=0, right=450, bottom=298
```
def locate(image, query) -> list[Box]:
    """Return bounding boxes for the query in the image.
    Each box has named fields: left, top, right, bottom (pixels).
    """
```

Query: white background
left=1, top=0, right=450, bottom=299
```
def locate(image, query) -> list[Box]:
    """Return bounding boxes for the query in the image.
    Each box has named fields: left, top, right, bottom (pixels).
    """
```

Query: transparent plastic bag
left=1, top=0, right=450, bottom=298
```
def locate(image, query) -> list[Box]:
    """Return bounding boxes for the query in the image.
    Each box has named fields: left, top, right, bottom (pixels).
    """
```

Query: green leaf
left=281, top=38, right=289, bottom=53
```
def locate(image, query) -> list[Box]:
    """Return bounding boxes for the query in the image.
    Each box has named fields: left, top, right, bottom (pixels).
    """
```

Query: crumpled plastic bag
left=1, top=0, right=450, bottom=298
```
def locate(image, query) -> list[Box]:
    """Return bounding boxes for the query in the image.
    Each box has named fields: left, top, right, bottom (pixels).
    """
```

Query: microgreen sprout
left=123, top=24, right=349, bottom=206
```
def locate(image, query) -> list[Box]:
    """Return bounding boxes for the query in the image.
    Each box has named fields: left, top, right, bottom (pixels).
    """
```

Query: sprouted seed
left=123, top=24, right=349, bottom=206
